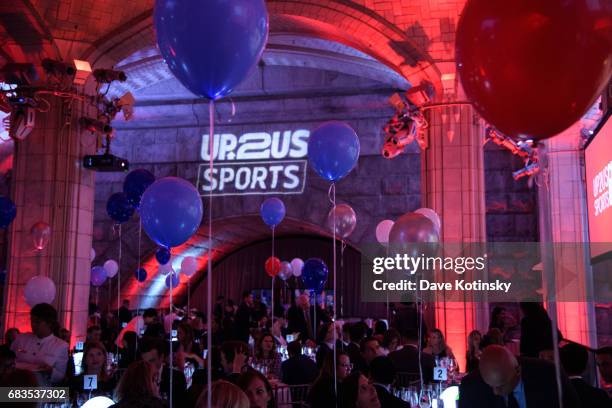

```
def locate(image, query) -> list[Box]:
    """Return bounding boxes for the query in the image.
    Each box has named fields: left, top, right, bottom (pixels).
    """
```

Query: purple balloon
left=260, top=198, right=286, bottom=227
left=165, top=272, right=179, bottom=289
left=91, top=266, right=107, bottom=287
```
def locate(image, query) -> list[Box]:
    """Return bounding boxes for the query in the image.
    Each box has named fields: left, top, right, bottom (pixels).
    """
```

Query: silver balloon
left=389, top=212, right=439, bottom=258
left=326, top=204, right=357, bottom=239
left=278, top=261, right=293, bottom=281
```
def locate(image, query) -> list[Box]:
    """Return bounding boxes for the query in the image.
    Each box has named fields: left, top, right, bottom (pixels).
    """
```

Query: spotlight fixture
left=485, top=127, right=539, bottom=181
left=381, top=92, right=429, bottom=159
left=93, top=69, right=127, bottom=83
left=79, top=117, right=112, bottom=134
left=42, top=59, right=76, bottom=77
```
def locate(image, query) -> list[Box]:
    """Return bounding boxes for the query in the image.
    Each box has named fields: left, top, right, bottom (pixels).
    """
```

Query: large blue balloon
left=91, top=266, right=107, bottom=287
left=260, top=198, right=286, bottom=227
left=124, top=169, right=155, bottom=208
left=0, top=197, right=16, bottom=228
left=106, top=192, right=135, bottom=224
left=302, top=258, right=329, bottom=294
left=140, top=177, right=203, bottom=248
left=154, top=0, right=269, bottom=100
left=308, top=121, right=360, bottom=182
left=135, top=268, right=147, bottom=282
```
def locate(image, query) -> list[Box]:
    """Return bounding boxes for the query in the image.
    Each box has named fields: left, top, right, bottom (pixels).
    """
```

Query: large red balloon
left=456, top=0, right=612, bottom=140
left=265, top=256, right=281, bottom=278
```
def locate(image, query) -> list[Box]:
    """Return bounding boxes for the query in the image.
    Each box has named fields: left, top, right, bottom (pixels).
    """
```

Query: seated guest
left=219, top=341, right=250, bottom=381
left=110, top=360, right=165, bottom=408
left=307, top=351, right=351, bottom=408
left=86, top=325, right=102, bottom=343
left=196, top=379, right=249, bottom=408
left=70, top=341, right=117, bottom=401
left=459, top=344, right=580, bottom=408
left=316, top=322, right=342, bottom=369
left=236, top=369, right=276, bottom=408
left=287, top=293, right=315, bottom=341
left=4, top=328, right=20, bottom=347
left=252, top=333, right=282, bottom=379
left=560, top=343, right=609, bottom=407
left=360, top=337, right=382, bottom=374
left=282, top=340, right=318, bottom=385
left=388, top=329, right=435, bottom=385
left=370, top=356, right=410, bottom=408
left=174, top=321, right=204, bottom=368
left=466, top=330, right=482, bottom=373
left=139, top=336, right=186, bottom=407
left=118, top=331, right=138, bottom=369
left=423, top=328, right=456, bottom=363
left=271, top=317, right=287, bottom=347
left=10, top=303, right=68, bottom=385
left=595, top=346, right=612, bottom=390
left=381, top=329, right=401, bottom=355
left=142, top=308, right=165, bottom=338
left=373, top=320, right=388, bottom=343
left=341, top=371, right=381, bottom=408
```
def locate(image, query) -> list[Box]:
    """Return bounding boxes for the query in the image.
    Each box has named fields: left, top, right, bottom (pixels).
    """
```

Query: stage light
left=73, top=60, right=92, bottom=85
left=41, top=59, right=76, bottom=77
left=79, top=117, right=112, bottom=134
left=9, top=106, right=35, bottom=140
left=0, top=63, right=39, bottom=86
left=93, top=68, right=127, bottom=83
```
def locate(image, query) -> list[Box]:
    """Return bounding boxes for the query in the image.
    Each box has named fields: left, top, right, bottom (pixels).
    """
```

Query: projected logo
left=592, top=161, right=612, bottom=217
left=196, top=130, right=309, bottom=196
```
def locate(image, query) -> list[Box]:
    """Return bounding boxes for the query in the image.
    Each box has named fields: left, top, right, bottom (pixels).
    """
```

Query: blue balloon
left=308, top=121, right=360, bottom=182
left=91, top=266, right=107, bottom=287
left=135, top=268, right=147, bottom=282
left=302, top=258, right=329, bottom=294
left=124, top=169, right=155, bottom=208
left=156, top=247, right=171, bottom=265
left=260, top=198, right=286, bottom=227
left=165, top=272, right=179, bottom=289
left=106, top=192, right=134, bottom=224
left=140, top=177, right=203, bottom=248
left=0, top=196, right=16, bottom=229
left=155, top=0, right=269, bottom=100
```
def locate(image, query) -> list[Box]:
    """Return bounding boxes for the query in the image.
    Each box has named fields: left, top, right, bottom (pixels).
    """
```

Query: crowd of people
left=0, top=293, right=610, bottom=408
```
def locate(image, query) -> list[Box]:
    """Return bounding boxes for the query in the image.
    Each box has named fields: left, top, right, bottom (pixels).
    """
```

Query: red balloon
left=265, top=256, right=281, bottom=278
left=456, top=0, right=612, bottom=140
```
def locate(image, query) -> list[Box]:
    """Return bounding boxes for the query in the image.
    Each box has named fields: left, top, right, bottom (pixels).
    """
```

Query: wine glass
left=419, top=387, right=432, bottom=408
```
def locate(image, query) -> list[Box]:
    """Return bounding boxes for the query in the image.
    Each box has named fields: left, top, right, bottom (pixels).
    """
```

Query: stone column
left=537, top=123, right=597, bottom=348
left=421, top=104, right=488, bottom=370
left=1, top=95, right=96, bottom=347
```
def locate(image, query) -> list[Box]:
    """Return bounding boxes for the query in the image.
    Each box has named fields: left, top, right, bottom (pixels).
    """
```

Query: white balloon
left=90, top=248, right=96, bottom=262
left=103, top=260, right=119, bottom=278
left=375, top=219, right=394, bottom=246
left=290, top=258, right=304, bottom=277
left=158, top=261, right=173, bottom=276
left=24, top=275, right=56, bottom=307
left=415, top=208, right=441, bottom=232
left=81, top=396, right=115, bottom=408
left=181, top=256, right=198, bottom=277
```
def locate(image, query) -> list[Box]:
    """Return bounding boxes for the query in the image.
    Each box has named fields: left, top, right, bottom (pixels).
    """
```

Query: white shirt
left=11, top=333, right=69, bottom=385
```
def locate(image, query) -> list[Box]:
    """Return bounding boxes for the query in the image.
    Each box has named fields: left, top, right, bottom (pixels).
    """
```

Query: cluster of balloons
left=157, top=255, right=199, bottom=288
left=24, top=275, right=56, bottom=307
left=308, top=122, right=360, bottom=183
left=106, top=168, right=155, bottom=224
left=456, top=0, right=612, bottom=140
left=0, top=196, right=16, bottom=229
left=376, top=208, right=441, bottom=248
left=264, top=257, right=305, bottom=281
left=326, top=204, right=357, bottom=239
left=260, top=198, right=286, bottom=228
left=155, top=0, right=268, bottom=101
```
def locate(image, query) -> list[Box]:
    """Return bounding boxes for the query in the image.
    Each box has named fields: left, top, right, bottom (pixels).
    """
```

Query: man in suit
left=287, top=293, right=329, bottom=342
left=560, top=343, right=609, bottom=407
left=370, top=356, right=410, bottom=408
left=388, top=329, right=435, bottom=385
left=139, top=336, right=187, bottom=407
left=459, top=344, right=581, bottom=408
left=282, top=340, right=318, bottom=385
left=234, top=291, right=255, bottom=343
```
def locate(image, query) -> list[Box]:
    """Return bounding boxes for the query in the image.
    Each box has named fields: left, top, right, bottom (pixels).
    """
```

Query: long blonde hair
left=196, top=380, right=249, bottom=408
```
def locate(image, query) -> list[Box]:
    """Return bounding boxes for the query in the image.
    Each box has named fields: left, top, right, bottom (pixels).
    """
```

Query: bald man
left=459, top=345, right=581, bottom=408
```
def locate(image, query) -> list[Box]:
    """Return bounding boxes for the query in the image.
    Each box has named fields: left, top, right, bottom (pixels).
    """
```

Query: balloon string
left=136, top=218, right=142, bottom=350
left=550, top=301, right=564, bottom=408
left=169, top=249, right=173, bottom=408
left=117, top=224, right=122, bottom=357
left=207, top=99, right=214, bottom=408
left=271, top=226, right=275, bottom=329
left=330, top=182, right=338, bottom=399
